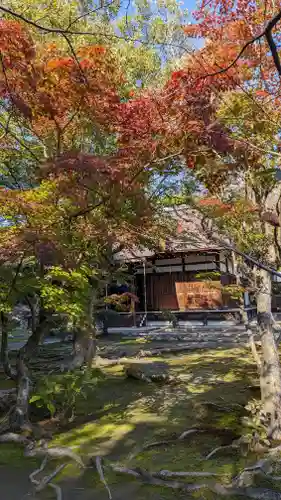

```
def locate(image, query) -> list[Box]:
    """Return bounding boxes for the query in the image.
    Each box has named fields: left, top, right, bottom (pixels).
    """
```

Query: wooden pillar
left=232, top=251, right=247, bottom=324
left=143, top=258, right=147, bottom=325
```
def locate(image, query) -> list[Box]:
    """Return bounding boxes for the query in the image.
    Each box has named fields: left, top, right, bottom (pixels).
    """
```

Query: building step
left=108, top=324, right=253, bottom=335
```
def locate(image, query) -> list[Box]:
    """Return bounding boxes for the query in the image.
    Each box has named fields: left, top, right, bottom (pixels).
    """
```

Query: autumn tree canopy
left=3, top=0, right=281, bottom=449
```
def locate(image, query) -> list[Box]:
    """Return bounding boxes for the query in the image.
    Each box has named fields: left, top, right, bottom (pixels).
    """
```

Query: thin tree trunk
left=22, top=300, right=47, bottom=357
left=25, top=296, right=37, bottom=334
left=248, top=327, right=261, bottom=373
left=85, top=329, right=97, bottom=368
left=0, top=312, right=16, bottom=381
left=257, top=269, right=281, bottom=439
left=9, top=303, right=46, bottom=430
left=87, top=291, right=97, bottom=367
left=70, top=328, right=97, bottom=370
left=71, top=329, right=89, bottom=369
left=234, top=258, right=261, bottom=369
left=10, top=356, right=31, bottom=430
left=231, top=252, right=248, bottom=325
left=70, top=290, right=97, bottom=370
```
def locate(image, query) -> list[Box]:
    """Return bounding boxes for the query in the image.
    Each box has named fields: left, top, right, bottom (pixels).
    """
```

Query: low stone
left=124, top=361, right=176, bottom=384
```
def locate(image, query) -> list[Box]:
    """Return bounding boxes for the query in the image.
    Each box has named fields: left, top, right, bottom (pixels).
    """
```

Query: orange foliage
left=0, top=20, right=122, bottom=147
left=199, top=197, right=231, bottom=211
left=0, top=13, right=264, bottom=267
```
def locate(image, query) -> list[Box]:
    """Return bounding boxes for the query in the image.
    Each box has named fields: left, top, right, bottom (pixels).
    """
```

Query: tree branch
left=0, top=120, right=40, bottom=162
left=198, top=8, right=281, bottom=79
left=265, top=9, right=281, bottom=75
left=202, top=220, right=281, bottom=279
left=0, top=6, right=192, bottom=55
left=265, top=28, right=281, bottom=75
left=66, top=0, right=116, bottom=29
left=69, top=150, right=183, bottom=219
left=60, top=33, right=89, bottom=87
left=5, top=252, right=25, bottom=302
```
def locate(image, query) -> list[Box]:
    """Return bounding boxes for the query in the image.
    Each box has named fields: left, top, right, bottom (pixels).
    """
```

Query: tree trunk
left=87, top=291, right=97, bottom=367
left=69, top=327, right=96, bottom=370
left=232, top=253, right=246, bottom=324
left=9, top=305, right=46, bottom=430
left=257, top=269, right=281, bottom=439
left=25, top=296, right=37, bottom=334
left=10, top=356, right=31, bottom=431
left=239, top=297, right=248, bottom=325
left=22, top=302, right=48, bottom=357
left=0, top=312, right=17, bottom=381
left=70, top=291, right=97, bottom=370
left=70, top=329, right=89, bottom=369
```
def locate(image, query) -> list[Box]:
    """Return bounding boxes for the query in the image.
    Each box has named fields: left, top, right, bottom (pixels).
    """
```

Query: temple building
left=111, top=207, right=256, bottom=326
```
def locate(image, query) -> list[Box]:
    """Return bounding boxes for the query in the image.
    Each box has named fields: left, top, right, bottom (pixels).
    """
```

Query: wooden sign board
left=175, top=281, right=222, bottom=310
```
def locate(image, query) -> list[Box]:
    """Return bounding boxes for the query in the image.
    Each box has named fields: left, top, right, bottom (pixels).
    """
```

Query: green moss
left=0, top=444, right=39, bottom=468
left=103, top=364, right=124, bottom=376
left=0, top=344, right=267, bottom=498
left=52, top=421, right=134, bottom=457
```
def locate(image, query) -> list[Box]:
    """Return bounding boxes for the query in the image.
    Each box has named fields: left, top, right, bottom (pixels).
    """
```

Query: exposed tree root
left=35, top=463, right=66, bottom=492
left=109, top=465, right=207, bottom=491
left=29, top=456, right=48, bottom=487
left=25, top=443, right=85, bottom=468
left=111, top=465, right=139, bottom=478
left=96, top=456, right=112, bottom=499
left=153, top=469, right=223, bottom=478
left=178, top=428, right=203, bottom=440
left=11, top=425, right=281, bottom=500
left=205, top=443, right=239, bottom=460
left=29, top=456, right=65, bottom=499
left=127, top=439, right=174, bottom=461
left=0, top=431, right=30, bottom=445
left=201, top=401, right=238, bottom=412
left=128, top=428, right=202, bottom=461
left=211, top=484, right=281, bottom=499
left=109, top=464, right=281, bottom=499
left=48, top=482, right=63, bottom=500
left=232, top=452, right=281, bottom=488
left=106, top=426, right=281, bottom=499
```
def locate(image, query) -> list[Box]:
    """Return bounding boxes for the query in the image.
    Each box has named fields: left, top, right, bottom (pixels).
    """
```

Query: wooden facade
left=133, top=250, right=237, bottom=312
left=112, top=207, right=256, bottom=319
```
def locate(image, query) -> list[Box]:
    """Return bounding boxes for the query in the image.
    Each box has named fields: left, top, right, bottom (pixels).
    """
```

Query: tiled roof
left=114, top=206, right=221, bottom=262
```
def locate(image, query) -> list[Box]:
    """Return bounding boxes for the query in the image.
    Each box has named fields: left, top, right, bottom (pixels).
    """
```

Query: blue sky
left=183, top=0, right=197, bottom=12
left=115, top=0, right=203, bottom=51
left=120, top=0, right=199, bottom=21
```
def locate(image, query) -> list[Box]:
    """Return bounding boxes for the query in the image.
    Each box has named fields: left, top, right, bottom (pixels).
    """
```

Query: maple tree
left=0, top=17, right=170, bottom=428
left=2, top=0, right=281, bottom=444
left=97, top=0, right=281, bottom=440
left=1, top=0, right=190, bottom=94
left=3, top=1, right=281, bottom=493
left=156, top=2, right=281, bottom=440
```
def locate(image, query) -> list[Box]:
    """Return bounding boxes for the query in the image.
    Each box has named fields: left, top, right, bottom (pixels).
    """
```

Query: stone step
left=108, top=324, right=252, bottom=335
left=121, top=331, right=250, bottom=342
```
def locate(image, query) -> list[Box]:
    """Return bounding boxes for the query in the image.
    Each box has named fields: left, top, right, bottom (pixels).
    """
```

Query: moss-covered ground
left=0, top=342, right=277, bottom=499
